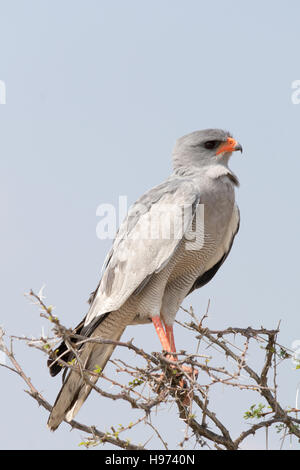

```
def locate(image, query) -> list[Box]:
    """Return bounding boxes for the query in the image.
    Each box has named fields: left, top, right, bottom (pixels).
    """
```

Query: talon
left=181, top=365, right=198, bottom=380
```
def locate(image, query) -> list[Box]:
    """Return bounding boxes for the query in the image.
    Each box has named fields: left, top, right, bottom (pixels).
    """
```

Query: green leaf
left=244, top=403, right=266, bottom=420
left=93, top=365, right=102, bottom=375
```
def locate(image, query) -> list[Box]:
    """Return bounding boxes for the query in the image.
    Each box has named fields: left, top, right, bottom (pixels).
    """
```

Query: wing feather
left=85, top=178, right=200, bottom=325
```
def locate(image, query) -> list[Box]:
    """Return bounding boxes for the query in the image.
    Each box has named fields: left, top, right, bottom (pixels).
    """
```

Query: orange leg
left=164, top=321, right=198, bottom=380
left=152, top=317, right=196, bottom=404
left=164, top=324, right=176, bottom=353
left=152, top=316, right=171, bottom=352
left=152, top=316, right=178, bottom=361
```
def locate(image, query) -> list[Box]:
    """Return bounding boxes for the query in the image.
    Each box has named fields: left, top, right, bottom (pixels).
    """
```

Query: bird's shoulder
left=115, top=175, right=200, bottom=240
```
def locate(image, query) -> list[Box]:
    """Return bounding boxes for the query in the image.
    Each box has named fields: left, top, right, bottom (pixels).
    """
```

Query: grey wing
left=187, top=204, right=240, bottom=295
left=85, top=178, right=200, bottom=326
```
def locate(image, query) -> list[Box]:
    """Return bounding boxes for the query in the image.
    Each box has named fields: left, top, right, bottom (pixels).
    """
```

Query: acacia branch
left=1, top=290, right=299, bottom=450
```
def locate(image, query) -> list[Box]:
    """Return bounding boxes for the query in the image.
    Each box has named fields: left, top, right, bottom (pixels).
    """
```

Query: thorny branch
left=0, top=290, right=300, bottom=450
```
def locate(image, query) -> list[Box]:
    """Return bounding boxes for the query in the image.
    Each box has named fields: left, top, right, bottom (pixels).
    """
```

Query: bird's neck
left=173, top=163, right=240, bottom=187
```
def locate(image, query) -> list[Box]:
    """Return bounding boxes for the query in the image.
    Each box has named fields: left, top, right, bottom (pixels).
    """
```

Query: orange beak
left=216, top=137, right=243, bottom=155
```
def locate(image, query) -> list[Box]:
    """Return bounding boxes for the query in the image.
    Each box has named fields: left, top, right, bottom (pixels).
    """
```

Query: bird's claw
left=151, top=362, right=198, bottom=397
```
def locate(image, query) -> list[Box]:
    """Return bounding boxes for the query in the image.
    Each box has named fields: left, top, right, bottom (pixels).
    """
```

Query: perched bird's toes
left=181, top=365, right=198, bottom=380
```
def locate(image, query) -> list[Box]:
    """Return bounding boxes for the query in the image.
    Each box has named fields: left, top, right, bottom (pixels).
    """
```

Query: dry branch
left=0, top=290, right=299, bottom=450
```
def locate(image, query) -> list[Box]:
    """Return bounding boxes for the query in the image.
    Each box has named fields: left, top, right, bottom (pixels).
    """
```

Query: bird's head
left=172, top=129, right=242, bottom=173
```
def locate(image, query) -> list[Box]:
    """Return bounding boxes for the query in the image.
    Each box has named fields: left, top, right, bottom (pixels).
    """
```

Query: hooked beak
left=216, top=137, right=243, bottom=155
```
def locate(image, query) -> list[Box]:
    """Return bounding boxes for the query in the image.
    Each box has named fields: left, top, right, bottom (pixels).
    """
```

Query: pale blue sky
left=1, top=0, right=300, bottom=449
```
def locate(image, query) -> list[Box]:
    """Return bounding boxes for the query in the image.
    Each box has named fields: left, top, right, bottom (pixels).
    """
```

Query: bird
left=47, top=128, right=242, bottom=430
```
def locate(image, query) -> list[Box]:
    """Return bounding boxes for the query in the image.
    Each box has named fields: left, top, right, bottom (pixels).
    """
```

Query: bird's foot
left=170, top=364, right=197, bottom=406
left=176, top=366, right=198, bottom=402
left=166, top=355, right=198, bottom=382
left=152, top=358, right=198, bottom=399
left=179, top=364, right=198, bottom=382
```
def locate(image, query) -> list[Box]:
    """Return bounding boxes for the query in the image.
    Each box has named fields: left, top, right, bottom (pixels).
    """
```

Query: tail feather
left=47, top=309, right=134, bottom=431
left=47, top=316, right=87, bottom=377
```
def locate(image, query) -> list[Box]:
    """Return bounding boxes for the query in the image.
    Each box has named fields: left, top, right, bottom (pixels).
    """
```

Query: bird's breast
left=167, top=177, right=235, bottom=282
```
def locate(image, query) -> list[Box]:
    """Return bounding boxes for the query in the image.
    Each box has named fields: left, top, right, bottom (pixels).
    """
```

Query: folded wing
left=85, top=178, right=201, bottom=326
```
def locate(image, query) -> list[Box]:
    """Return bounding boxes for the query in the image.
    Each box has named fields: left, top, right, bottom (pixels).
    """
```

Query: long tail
left=47, top=309, right=132, bottom=431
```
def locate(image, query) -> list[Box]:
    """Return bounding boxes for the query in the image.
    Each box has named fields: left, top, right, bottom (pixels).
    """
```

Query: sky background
left=1, top=0, right=300, bottom=450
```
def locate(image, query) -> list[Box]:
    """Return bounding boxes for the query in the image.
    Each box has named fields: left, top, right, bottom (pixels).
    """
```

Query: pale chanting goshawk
left=47, top=128, right=242, bottom=430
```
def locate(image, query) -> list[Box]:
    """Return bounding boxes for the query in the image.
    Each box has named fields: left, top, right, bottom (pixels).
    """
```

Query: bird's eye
left=204, top=140, right=219, bottom=150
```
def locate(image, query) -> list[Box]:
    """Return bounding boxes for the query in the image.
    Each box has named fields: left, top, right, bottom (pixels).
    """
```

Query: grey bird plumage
left=47, top=128, right=242, bottom=430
